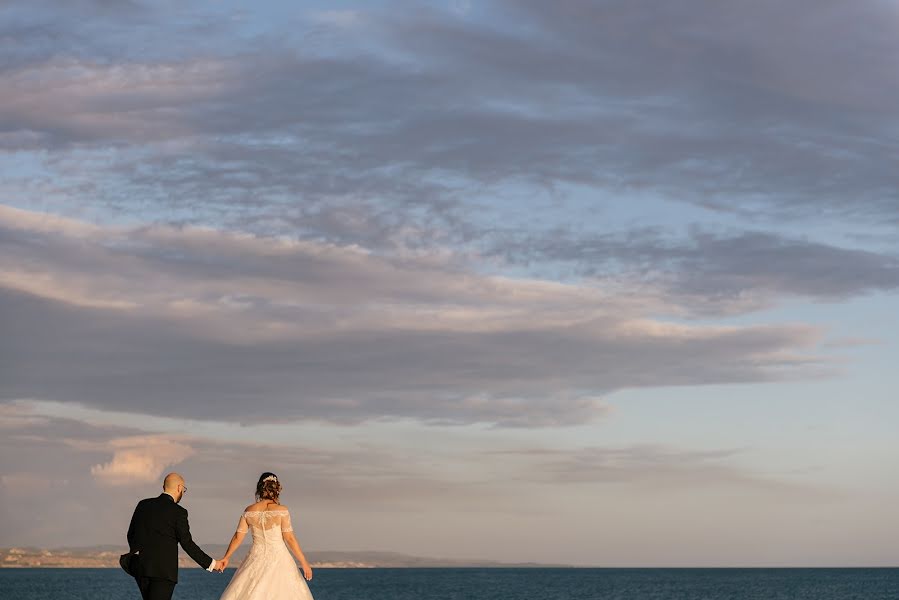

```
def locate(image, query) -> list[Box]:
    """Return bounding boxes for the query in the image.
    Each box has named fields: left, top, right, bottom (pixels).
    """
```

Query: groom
left=126, top=472, right=223, bottom=600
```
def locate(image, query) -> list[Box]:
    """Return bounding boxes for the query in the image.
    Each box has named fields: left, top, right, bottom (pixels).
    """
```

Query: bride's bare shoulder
left=245, top=501, right=266, bottom=511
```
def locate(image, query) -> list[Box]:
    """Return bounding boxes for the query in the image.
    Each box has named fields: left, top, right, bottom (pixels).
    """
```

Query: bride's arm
left=219, top=514, right=249, bottom=568
left=282, top=531, right=313, bottom=580
left=221, top=529, right=247, bottom=566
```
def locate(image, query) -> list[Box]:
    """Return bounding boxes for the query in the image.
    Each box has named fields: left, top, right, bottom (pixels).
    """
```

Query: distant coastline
left=0, top=546, right=571, bottom=569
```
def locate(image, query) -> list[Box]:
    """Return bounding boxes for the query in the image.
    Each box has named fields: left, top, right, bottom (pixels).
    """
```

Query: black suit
left=127, top=493, right=213, bottom=600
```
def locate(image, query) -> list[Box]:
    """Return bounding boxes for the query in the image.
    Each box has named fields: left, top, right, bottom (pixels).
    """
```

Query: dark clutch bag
left=119, top=551, right=140, bottom=577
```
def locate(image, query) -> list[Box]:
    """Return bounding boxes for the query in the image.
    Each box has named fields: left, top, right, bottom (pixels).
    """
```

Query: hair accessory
left=263, top=475, right=278, bottom=483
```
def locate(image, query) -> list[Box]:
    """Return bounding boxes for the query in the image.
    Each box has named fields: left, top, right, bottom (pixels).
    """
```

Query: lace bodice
left=236, top=510, right=293, bottom=545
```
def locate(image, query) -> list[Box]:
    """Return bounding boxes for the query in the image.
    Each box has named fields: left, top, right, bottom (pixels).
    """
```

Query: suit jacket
left=127, top=493, right=213, bottom=583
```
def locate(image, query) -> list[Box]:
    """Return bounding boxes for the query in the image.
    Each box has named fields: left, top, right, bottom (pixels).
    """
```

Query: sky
left=1, top=0, right=899, bottom=567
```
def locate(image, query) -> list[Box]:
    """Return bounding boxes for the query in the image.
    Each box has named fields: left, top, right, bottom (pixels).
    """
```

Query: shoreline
left=0, top=547, right=569, bottom=569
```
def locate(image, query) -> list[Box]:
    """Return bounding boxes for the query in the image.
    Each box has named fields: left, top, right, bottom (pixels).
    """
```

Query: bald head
left=163, top=472, right=184, bottom=492
left=162, top=473, right=188, bottom=503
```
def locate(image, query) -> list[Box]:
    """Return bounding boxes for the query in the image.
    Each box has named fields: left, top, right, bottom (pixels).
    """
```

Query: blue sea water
left=1, top=567, right=898, bottom=600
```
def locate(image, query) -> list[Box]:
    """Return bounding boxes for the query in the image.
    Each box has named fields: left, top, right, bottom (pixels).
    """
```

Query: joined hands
left=214, top=557, right=229, bottom=572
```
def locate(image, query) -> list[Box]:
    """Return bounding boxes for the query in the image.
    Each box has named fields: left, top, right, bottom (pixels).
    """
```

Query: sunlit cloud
left=90, top=435, right=195, bottom=486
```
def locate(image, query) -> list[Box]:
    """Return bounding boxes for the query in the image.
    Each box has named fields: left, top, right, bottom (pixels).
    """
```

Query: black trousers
left=136, top=576, right=176, bottom=600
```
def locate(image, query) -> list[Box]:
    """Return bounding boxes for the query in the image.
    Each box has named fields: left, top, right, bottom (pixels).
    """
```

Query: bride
left=216, top=472, right=314, bottom=600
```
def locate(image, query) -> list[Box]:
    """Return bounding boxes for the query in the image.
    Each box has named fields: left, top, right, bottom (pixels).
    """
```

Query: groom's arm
left=126, top=501, right=142, bottom=551
left=127, top=509, right=136, bottom=550
left=174, top=508, right=215, bottom=571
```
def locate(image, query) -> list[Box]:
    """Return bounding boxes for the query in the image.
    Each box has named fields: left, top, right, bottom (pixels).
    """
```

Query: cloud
left=0, top=401, right=52, bottom=430
left=3, top=0, right=898, bottom=245
left=496, top=444, right=815, bottom=493
left=0, top=400, right=877, bottom=567
left=0, top=473, right=55, bottom=497
left=1, top=0, right=891, bottom=427
left=413, top=0, right=899, bottom=218
left=490, top=227, right=899, bottom=312
left=0, top=207, right=830, bottom=427
left=0, top=403, right=837, bottom=530
left=90, top=435, right=195, bottom=486
left=2, top=0, right=898, bottom=319
left=0, top=57, right=238, bottom=147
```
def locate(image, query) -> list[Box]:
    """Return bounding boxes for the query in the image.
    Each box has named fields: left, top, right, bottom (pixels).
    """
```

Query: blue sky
left=1, top=0, right=899, bottom=566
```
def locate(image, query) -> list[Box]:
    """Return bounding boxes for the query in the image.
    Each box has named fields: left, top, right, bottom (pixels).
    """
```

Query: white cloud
left=91, top=435, right=195, bottom=486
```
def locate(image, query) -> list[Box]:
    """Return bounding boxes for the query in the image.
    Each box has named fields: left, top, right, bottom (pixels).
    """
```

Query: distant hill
left=0, top=546, right=571, bottom=568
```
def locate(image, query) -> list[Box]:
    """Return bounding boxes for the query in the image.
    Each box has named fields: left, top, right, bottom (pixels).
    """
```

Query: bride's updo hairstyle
left=256, top=472, right=282, bottom=502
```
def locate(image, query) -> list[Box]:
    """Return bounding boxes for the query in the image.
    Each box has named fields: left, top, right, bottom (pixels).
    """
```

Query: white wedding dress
left=218, top=509, right=314, bottom=600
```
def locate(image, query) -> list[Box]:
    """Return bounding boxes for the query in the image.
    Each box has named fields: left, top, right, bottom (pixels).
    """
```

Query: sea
left=1, top=567, right=898, bottom=600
